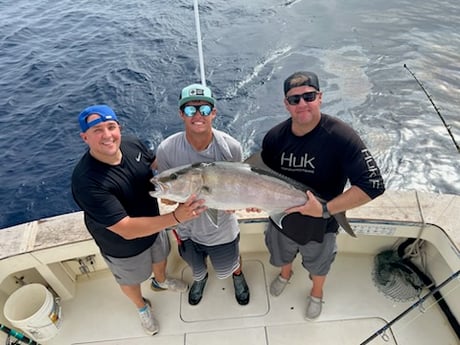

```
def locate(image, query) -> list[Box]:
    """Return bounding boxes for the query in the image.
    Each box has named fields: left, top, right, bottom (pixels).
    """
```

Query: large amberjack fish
left=150, top=161, right=356, bottom=237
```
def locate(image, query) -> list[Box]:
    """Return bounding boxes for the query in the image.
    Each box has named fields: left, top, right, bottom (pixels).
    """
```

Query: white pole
left=193, top=0, right=206, bottom=86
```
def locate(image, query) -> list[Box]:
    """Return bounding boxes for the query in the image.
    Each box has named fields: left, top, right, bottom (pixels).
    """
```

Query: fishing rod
left=360, top=270, right=460, bottom=345
left=403, top=64, right=460, bottom=153
left=193, top=0, right=206, bottom=86
left=0, top=324, right=39, bottom=345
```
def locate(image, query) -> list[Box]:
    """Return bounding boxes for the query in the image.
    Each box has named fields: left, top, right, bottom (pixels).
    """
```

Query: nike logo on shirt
left=135, top=152, right=142, bottom=162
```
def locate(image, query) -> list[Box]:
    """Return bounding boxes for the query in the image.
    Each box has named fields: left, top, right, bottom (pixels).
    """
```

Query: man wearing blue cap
left=155, top=84, right=250, bottom=306
left=71, top=104, right=206, bottom=336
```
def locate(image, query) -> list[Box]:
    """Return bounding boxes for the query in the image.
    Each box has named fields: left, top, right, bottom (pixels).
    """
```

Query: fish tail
left=333, top=212, right=357, bottom=238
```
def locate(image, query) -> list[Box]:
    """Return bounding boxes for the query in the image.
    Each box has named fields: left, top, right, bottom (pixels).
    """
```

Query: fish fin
left=333, top=212, right=357, bottom=238
left=269, top=212, right=287, bottom=229
left=205, top=208, right=219, bottom=226
left=244, top=151, right=268, bottom=169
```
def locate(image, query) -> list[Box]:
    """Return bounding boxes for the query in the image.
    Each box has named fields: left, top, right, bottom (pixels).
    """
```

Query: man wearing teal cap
left=155, top=83, right=250, bottom=306
left=72, top=104, right=206, bottom=336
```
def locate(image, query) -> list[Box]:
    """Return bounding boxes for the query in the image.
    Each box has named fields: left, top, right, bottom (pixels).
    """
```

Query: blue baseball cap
left=78, top=105, right=119, bottom=132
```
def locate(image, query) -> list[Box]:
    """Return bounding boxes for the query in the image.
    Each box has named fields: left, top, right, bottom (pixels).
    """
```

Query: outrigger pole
left=0, top=324, right=39, bottom=345
left=404, top=64, right=460, bottom=153
left=193, top=0, right=206, bottom=86
left=360, top=270, right=460, bottom=345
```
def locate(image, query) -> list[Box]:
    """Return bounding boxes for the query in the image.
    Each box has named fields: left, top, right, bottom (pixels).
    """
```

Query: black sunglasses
left=182, top=104, right=213, bottom=117
left=286, top=91, right=318, bottom=105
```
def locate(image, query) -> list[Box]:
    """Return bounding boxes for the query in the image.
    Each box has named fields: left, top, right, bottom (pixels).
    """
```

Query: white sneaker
left=305, top=296, right=323, bottom=320
left=138, top=299, right=159, bottom=335
left=151, top=277, right=188, bottom=292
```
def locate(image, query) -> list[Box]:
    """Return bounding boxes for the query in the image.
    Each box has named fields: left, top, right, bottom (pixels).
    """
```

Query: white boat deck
left=55, top=250, right=457, bottom=345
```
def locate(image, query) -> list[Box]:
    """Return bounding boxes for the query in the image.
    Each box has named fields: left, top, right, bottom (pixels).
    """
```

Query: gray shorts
left=102, top=231, right=171, bottom=285
left=264, top=222, right=337, bottom=276
left=178, top=235, right=240, bottom=281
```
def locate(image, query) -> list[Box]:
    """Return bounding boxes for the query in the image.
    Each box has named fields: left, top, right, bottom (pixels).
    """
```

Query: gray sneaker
left=305, top=296, right=323, bottom=320
left=138, top=298, right=159, bottom=335
left=151, top=277, right=188, bottom=292
left=269, top=272, right=293, bottom=297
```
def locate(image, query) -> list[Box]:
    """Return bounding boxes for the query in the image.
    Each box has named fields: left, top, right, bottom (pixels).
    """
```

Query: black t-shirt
left=262, top=114, right=385, bottom=243
left=72, top=136, right=159, bottom=258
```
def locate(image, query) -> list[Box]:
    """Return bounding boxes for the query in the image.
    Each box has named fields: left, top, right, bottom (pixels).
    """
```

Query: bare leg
left=280, top=263, right=293, bottom=279
left=120, top=284, right=145, bottom=308
left=233, top=256, right=242, bottom=275
left=310, top=275, right=326, bottom=298
left=152, top=260, right=167, bottom=283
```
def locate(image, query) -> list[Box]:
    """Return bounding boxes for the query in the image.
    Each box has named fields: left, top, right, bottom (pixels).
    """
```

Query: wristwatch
left=321, top=201, right=331, bottom=219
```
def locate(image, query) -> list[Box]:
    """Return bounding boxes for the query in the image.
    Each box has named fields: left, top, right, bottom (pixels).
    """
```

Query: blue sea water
left=1, top=0, right=459, bottom=229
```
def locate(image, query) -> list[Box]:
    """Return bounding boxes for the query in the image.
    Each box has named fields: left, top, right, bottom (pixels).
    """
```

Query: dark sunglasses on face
left=182, top=104, right=213, bottom=117
left=286, top=91, right=318, bottom=105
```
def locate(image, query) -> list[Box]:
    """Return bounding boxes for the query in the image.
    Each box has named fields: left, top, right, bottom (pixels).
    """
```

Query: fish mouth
left=149, top=179, right=167, bottom=197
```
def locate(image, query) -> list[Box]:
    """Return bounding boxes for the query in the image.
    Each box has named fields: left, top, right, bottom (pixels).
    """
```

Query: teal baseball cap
left=78, top=105, right=119, bottom=132
left=178, top=84, right=216, bottom=108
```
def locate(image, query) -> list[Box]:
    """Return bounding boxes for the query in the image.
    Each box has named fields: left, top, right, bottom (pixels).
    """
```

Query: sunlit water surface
left=0, top=0, right=459, bottom=228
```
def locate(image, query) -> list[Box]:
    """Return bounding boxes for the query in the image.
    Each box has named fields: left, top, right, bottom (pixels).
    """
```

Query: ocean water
left=0, top=0, right=459, bottom=229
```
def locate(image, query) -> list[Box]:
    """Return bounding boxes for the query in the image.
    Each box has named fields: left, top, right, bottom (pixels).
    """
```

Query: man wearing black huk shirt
left=261, top=72, right=385, bottom=320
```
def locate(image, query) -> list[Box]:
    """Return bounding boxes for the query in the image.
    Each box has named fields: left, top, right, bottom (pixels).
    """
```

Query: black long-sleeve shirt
left=262, top=114, right=385, bottom=201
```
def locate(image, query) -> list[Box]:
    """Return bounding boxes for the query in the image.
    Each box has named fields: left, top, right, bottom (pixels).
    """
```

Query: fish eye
left=170, top=173, right=178, bottom=180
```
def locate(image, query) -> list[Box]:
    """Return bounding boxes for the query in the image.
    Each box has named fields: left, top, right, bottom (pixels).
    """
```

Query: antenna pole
left=193, top=0, right=206, bottom=86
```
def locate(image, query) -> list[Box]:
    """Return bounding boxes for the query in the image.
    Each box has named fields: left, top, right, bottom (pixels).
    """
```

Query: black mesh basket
left=372, top=250, right=425, bottom=302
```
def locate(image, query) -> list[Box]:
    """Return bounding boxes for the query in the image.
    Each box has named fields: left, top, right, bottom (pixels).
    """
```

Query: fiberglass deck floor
left=43, top=251, right=457, bottom=345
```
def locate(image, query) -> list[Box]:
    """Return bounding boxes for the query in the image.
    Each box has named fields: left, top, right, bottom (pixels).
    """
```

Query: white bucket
left=3, top=283, right=62, bottom=342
